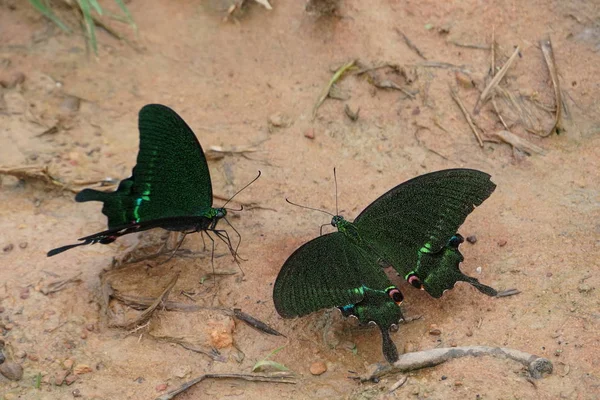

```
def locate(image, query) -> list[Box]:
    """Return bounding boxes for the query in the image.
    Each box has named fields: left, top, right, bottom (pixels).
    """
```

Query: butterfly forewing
left=273, top=232, right=394, bottom=318
left=354, top=169, right=496, bottom=277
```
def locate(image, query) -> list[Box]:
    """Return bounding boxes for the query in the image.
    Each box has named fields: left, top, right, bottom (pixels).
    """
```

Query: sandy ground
left=0, top=0, right=599, bottom=399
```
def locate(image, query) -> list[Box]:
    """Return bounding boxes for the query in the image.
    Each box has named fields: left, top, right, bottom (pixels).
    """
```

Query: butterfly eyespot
left=408, top=275, right=423, bottom=289
left=387, top=288, right=404, bottom=305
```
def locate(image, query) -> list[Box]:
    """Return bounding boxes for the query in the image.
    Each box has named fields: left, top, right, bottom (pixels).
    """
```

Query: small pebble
left=0, top=361, right=24, bottom=381
left=441, top=375, right=447, bottom=380
left=27, top=354, right=39, bottom=361
left=60, top=95, right=81, bottom=113
left=429, top=324, right=442, bottom=336
left=63, top=359, right=74, bottom=370
left=65, top=374, right=79, bottom=385
left=455, top=71, right=475, bottom=89
left=268, top=112, right=288, bottom=127
left=578, top=284, right=593, bottom=293
left=80, top=331, right=88, bottom=339
left=85, top=323, right=95, bottom=332
left=455, top=381, right=463, bottom=386
left=55, top=370, right=69, bottom=386
left=4, top=323, right=14, bottom=331
left=309, top=361, right=327, bottom=376
left=466, top=235, right=477, bottom=244
left=72, top=388, right=82, bottom=397
left=3, top=244, right=14, bottom=252
left=20, top=288, right=30, bottom=299
left=476, top=266, right=482, bottom=274
left=466, top=328, right=473, bottom=337
left=19, top=242, right=27, bottom=249
left=14, top=350, right=26, bottom=359
left=156, top=383, right=168, bottom=392
left=304, top=128, right=315, bottom=139
left=498, top=239, right=507, bottom=247
left=73, top=364, right=92, bottom=375
left=546, top=272, right=553, bottom=278
left=0, top=72, right=25, bottom=89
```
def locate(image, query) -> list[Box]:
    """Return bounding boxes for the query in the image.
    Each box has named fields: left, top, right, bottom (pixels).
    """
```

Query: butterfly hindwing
left=273, top=232, right=394, bottom=319
left=354, top=169, right=496, bottom=280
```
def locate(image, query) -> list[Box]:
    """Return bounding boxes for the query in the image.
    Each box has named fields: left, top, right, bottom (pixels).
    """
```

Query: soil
left=1, top=0, right=599, bottom=399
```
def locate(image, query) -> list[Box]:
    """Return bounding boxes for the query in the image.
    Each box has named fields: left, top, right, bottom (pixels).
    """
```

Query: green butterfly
left=48, top=104, right=238, bottom=258
left=273, top=169, right=497, bottom=363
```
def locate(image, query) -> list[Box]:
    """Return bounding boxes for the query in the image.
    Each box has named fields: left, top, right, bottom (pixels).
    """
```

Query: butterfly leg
left=158, top=232, right=189, bottom=265
left=213, top=229, right=245, bottom=276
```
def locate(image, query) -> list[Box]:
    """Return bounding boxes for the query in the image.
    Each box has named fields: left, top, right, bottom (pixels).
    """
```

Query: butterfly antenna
left=285, top=198, right=334, bottom=217
left=222, top=171, right=261, bottom=209
left=333, top=167, right=339, bottom=216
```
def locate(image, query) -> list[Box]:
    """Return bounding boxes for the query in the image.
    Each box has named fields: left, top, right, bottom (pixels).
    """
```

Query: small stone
left=14, top=350, right=26, bottom=359
left=85, top=323, right=95, bottom=332
left=455, top=381, right=463, bottom=386
left=455, top=71, right=475, bottom=89
left=55, top=370, right=69, bottom=386
left=268, top=112, right=289, bottom=128
left=309, top=361, right=327, bottom=376
left=27, top=354, right=39, bottom=361
left=20, top=287, right=30, bottom=299
left=466, top=235, right=477, bottom=244
left=65, top=374, right=79, bottom=385
left=4, top=323, right=14, bottom=330
left=546, top=272, right=553, bottom=278
left=429, top=324, right=442, bottom=335
left=72, top=388, right=82, bottom=397
left=63, top=359, right=74, bottom=370
left=60, top=95, right=81, bottom=113
left=19, top=242, right=28, bottom=249
left=0, top=306, right=4, bottom=313
left=0, top=362, right=24, bottom=381
left=578, top=284, right=594, bottom=293
left=441, top=375, right=447, bottom=380
left=73, top=364, right=92, bottom=375
left=80, top=331, right=88, bottom=339
left=466, top=328, right=473, bottom=337
left=304, top=128, right=315, bottom=139
left=498, top=239, right=507, bottom=247
left=0, top=72, right=25, bottom=89
left=449, top=341, right=458, bottom=347
left=156, top=383, right=168, bottom=392
left=3, top=243, right=14, bottom=252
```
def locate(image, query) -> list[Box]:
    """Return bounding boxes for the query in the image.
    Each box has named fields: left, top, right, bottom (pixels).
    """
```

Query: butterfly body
left=48, top=104, right=229, bottom=258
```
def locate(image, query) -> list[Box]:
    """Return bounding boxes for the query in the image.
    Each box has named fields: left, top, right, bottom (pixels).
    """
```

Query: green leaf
left=77, top=0, right=98, bottom=54
left=28, top=0, right=71, bottom=32
left=252, top=345, right=288, bottom=372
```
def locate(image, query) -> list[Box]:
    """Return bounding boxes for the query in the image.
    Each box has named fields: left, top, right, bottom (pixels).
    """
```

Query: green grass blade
left=28, top=0, right=71, bottom=32
left=252, top=345, right=288, bottom=372
left=113, top=0, right=136, bottom=29
left=77, top=0, right=98, bottom=54
left=88, top=0, right=103, bottom=15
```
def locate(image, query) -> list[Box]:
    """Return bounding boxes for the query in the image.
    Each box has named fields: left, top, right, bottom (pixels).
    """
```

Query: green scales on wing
left=274, top=217, right=405, bottom=364
left=47, top=104, right=226, bottom=257
left=353, top=169, right=498, bottom=298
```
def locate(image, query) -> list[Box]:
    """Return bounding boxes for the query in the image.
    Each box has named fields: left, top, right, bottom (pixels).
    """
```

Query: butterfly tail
left=379, top=325, right=399, bottom=364
left=47, top=240, right=91, bottom=257
left=75, top=188, right=108, bottom=203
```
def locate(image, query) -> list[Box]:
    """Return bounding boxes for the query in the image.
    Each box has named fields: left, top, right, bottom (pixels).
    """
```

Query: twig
left=370, top=77, right=416, bottom=99
left=539, top=37, right=563, bottom=137
left=449, top=87, right=484, bottom=147
left=388, top=375, right=408, bottom=394
left=178, top=342, right=227, bottom=362
left=411, top=61, right=470, bottom=73
left=110, top=274, right=179, bottom=330
left=233, top=308, right=285, bottom=337
left=155, top=373, right=296, bottom=400
left=491, top=130, right=546, bottom=155
left=490, top=26, right=496, bottom=77
left=361, top=346, right=553, bottom=382
left=395, top=28, right=427, bottom=59
left=491, top=98, right=510, bottom=130
left=448, top=40, right=490, bottom=50
left=474, top=46, right=520, bottom=114
left=0, top=165, right=75, bottom=193
left=354, top=63, right=399, bottom=75
left=312, top=60, right=356, bottom=120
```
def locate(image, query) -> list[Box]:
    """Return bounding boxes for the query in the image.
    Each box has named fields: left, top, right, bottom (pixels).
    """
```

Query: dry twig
left=539, top=37, right=563, bottom=137
left=41, top=273, right=83, bottom=295
left=449, top=87, right=484, bottom=147
left=474, top=46, right=520, bottom=114
left=491, top=130, right=546, bottom=155
left=156, top=373, right=295, bottom=400
left=395, top=28, right=427, bottom=59
left=361, top=346, right=553, bottom=382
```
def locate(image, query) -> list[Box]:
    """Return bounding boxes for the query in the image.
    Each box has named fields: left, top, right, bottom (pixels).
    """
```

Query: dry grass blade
left=0, top=165, right=73, bottom=192
left=155, top=373, right=295, bottom=400
left=449, top=87, right=484, bottom=147
left=474, top=46, right=520, bottom=114
left=539, top=37, right=563, bottom=137
left=110, top=274, right=179, bottom=330
left=370, top=78, right=416, bottom=99
left=388, top=376, right=408, bottom=393
left=491, top=130, right=546, bottom=155
left=41, top=272, right=83, bottom=295
left=312, top=60, right=356, bottom=120
left=395, top=28, right=427, bottom=59
left=233, top=308, right=285, bottom=337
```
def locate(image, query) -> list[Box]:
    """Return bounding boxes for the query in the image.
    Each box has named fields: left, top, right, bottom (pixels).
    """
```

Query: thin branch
left=449, top=87, right=484, bottom=147
left=474, top=46, right=520, bottom=114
